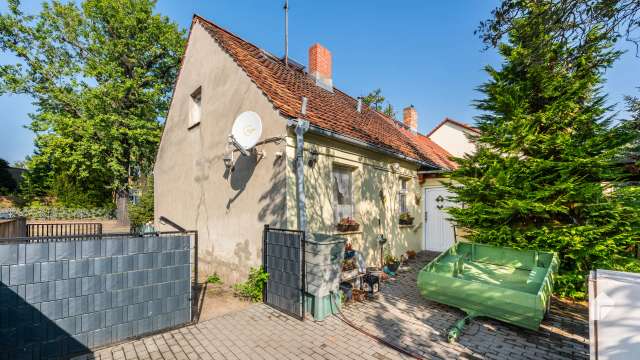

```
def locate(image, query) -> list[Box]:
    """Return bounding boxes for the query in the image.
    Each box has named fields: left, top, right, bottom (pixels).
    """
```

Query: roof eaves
left=427, top=117, right=480, bottom=137
left=298, top=120, right=440, bottom=169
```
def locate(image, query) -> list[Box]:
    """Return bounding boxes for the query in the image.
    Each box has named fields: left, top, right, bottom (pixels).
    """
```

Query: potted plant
left=384, top=253, right=400, bottom=272
left=399, top=212, right=414, bottom=226
left=342, top=258, right=356, bottom=272
left=337, top=217, right=360, bottom=232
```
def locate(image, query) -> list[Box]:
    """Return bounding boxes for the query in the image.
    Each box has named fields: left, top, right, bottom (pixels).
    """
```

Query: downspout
left=294, top=118, right=310, bottom=231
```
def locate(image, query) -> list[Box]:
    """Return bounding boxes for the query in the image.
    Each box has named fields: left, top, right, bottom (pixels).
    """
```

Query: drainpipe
left=294, top=119, right=310, bottom=231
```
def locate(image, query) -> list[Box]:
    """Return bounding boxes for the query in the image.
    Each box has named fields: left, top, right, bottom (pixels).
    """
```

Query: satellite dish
left=231, top=111, right=263, bottom=150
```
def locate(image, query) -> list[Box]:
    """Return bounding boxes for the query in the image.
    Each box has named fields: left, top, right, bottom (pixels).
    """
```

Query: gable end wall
left=154, top=22, right=288, bottom=283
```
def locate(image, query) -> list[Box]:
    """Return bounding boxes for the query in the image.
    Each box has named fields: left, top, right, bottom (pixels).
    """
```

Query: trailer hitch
left=447, top=311, right=477, bottom=343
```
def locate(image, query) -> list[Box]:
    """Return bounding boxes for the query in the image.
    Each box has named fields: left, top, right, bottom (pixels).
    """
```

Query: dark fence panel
left=263, top=225, right=305, bottom=320
left=0, top=217, right=26, bottom=238
left=0, top=232, right=195, bottom=359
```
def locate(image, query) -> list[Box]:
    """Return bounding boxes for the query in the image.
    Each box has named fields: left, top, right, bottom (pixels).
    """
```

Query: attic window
left=189, top=86, right=202, bottom=128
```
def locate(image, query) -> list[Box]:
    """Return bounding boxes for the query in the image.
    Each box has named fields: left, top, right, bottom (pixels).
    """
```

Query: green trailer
left=417, top=242, right=558, bottom=342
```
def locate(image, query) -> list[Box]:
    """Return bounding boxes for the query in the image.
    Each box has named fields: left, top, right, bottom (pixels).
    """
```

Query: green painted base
left=305, top=292, right=342, bottom=321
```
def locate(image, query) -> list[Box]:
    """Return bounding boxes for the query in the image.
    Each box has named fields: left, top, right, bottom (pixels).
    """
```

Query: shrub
left=384, top=252, right=399, bottom=265
left=206, top=273, right=222, bottom=285
left=129, top=177, right=154, bottom=231
left=0, top=206, right=114, bottom=220
left=233, top=267, right=269, bottom=302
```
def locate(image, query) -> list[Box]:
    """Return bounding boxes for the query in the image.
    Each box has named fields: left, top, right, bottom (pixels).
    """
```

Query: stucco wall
left=429, top=122, right=476, bottom=158
left=154, top=23, right=287, bottom=284
left=285, top=132, right=424, bottom=266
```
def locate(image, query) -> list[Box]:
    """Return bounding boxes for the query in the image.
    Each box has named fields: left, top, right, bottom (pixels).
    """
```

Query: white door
left=423, top=187, right=456, bottom=252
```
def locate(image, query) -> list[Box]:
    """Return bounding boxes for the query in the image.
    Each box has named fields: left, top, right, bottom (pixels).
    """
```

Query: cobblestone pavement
left=82, top=251, right=589, bottom=360
left=81, top=304, right=410, bottom=360
left=339, top=251, right=589, bottom=360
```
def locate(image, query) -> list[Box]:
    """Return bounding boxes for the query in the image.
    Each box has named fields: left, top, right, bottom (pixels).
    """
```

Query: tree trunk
left=116, top=189, right=130, bottom=227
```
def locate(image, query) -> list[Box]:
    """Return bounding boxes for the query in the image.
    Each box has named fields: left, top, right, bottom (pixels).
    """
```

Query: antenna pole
left=284, top=0, right=289, bottom=66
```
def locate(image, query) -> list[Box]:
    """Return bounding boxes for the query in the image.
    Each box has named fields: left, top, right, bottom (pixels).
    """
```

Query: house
left=427, top=118, right=479, bottom=158
left=154, top=15, right=458, bottom=283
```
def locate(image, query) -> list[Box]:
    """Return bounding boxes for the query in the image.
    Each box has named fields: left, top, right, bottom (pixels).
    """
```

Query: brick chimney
left=308, top=43, right=333, bottom=91
left=403, top=105, right=418, bottom=132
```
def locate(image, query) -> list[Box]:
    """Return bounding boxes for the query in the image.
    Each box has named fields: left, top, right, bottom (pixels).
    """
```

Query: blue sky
left=1, top=0, right=639, bottom=164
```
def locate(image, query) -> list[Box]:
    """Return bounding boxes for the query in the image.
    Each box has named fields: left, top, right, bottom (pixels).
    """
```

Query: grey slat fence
left=0, top=231, right=197, bottom=360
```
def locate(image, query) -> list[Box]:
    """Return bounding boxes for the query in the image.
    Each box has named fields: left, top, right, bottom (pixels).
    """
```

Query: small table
left=341, top=268, right=364, bottom=289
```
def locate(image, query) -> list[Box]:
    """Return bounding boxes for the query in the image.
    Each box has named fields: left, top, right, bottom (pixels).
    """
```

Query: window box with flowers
left=336, top=217, right=360, bottom=232
left=399, top=212, right=414, bottom=226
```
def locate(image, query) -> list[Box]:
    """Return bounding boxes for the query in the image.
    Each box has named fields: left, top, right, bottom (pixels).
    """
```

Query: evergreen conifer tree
left=448, top=3, right=640, bottom=298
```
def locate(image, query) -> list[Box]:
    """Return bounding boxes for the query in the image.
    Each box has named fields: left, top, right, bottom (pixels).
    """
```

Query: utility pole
left=284, top=0, right=289, bottom=66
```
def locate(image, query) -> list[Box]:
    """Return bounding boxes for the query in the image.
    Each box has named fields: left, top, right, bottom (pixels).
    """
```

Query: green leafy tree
left=362, top=88, right=396, bottom=118
left=0, top=0, right=185, bottom=207
left=382, top=103, right=396, bottom=119
left=624, top=93, right=640, bottom=160
left=449, top=2, right=640, bottom=299
left=0, top=158, right=18, bottom=194
left=128, top=176, right=154, bottom=231
left=362, top=88, right=385, bottom=109
left=479, top=0, right=640, bottom=53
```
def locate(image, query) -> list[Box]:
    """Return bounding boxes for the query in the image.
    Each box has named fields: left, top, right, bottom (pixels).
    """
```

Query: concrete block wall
left=0, top=235, right=192, bottom=360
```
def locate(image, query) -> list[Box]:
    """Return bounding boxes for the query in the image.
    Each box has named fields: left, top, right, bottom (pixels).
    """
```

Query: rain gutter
left=288, top=120, right=439, bottom=169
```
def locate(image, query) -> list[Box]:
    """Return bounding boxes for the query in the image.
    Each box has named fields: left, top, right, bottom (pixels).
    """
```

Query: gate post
left=263, top=224, right=269, bottom=303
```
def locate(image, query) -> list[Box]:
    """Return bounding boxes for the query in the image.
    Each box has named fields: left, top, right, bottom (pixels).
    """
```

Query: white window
left=189, top=86, right=202, bottom=127
left=332, top=165, right=354, bottom=222
left=399, top=178, right=409, bottom=213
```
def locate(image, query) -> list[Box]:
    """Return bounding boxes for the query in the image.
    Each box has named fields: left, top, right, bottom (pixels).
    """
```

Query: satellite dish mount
left=224, top=111, right=264, bottom=168
left=229, top=134, right=250, bottom=157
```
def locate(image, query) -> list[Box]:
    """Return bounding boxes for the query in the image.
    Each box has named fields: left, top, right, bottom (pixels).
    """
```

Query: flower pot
left=387, top=261, right=400, bottom=272
left=340, top=282, right=353, bottom=302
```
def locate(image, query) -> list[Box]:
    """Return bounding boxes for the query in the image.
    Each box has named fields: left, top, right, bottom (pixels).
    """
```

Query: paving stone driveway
left=339, top=251, right=589, bottom=360
left=86, top=304, right=409, bottom=360
left=87, top=251, right=589, bottom=360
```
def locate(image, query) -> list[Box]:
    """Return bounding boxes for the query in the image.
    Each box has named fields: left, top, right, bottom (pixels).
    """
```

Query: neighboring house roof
left=193, top=15, right=454, bottom=170
left=427, top=117, right=480, bottom=138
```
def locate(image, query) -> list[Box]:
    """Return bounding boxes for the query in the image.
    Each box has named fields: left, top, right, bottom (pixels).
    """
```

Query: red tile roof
left=193, top=15, right=454, bottom=170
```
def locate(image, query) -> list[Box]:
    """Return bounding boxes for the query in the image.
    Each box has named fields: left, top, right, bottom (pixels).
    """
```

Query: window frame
left=188, top=86, right=202, bottom=129
left=332, top=164, right=355, bottom=223
left=398, top=177, right=409, bottom=214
